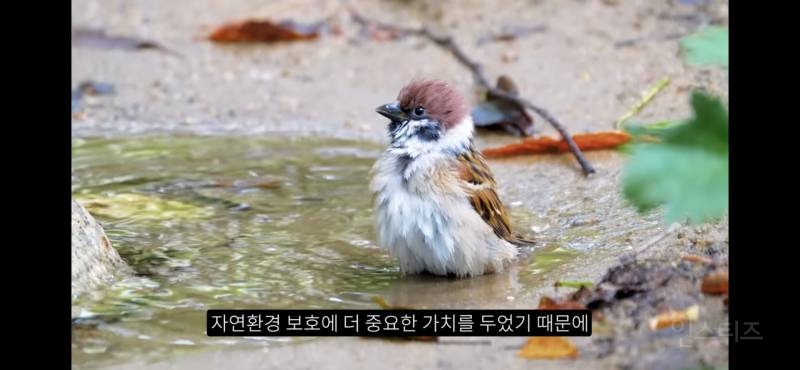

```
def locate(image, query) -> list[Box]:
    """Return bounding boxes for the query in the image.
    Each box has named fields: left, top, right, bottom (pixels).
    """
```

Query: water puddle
left=71, top=136, right=628, bottom=368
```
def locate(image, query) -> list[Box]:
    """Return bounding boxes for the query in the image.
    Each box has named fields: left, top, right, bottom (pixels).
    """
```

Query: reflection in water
left=384, top=267, right=522, bottom=309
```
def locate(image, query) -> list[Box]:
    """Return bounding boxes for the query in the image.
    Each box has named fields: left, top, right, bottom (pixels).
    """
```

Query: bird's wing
left=455, top=147, right=534, bottom=246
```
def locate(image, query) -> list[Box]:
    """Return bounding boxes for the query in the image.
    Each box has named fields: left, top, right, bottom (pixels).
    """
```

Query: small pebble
left=501, top=51, right=518, bottom=63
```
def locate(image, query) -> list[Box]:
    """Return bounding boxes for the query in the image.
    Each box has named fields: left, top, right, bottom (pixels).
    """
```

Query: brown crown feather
left=397, top=79, right=469, bottom=129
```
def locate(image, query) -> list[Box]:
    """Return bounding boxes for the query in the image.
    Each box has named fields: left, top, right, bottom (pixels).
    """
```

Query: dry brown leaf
left=209, top=19, right=322, bottom=43
left=648, top=305, right=699, bottom=331
left=701, top=269, right=728, bottom=295
left=518, top=337, right=578, bottom=359
left=482, top=131, right=631, bottom=158
left=681, top=253, right=714, bottom=265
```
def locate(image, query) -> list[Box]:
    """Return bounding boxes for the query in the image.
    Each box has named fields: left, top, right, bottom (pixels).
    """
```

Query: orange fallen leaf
left=209, top=19, right=321, bottom=43
left=482, top=131, right=631, bottom=158
left=538, top=296, right=586, bottom=310
left=648, top=305, right=699, bottom=331
left=518, top=337, right=578, bottom=359
left=701, top=269, right=728, bottom=295
left=681, top=253, right=714, bottom=265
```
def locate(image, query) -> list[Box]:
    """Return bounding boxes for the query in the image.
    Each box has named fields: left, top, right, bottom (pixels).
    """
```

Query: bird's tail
left=510, top=233, right=536, bottom=248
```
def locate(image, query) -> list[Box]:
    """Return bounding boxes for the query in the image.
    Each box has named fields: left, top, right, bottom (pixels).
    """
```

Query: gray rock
left=72, top=200, right=129, bottom=299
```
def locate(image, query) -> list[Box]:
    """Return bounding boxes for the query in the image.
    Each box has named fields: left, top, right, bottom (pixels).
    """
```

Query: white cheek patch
left=390, top=119, right=433, bottom=158
left=435, top=116, right=474, bottom=153
left=393, top=120, right=412, bottom=138
left=398, top=119, right=429, bottom=139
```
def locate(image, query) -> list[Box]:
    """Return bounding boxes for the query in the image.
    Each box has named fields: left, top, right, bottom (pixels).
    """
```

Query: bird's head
left=376, top=79, right=472, bottom=151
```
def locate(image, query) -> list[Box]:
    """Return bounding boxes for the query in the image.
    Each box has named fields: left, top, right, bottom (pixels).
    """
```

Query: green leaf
left=680, top=26, right=729, bottom=67
left=622, top=91, right=728, bottom=224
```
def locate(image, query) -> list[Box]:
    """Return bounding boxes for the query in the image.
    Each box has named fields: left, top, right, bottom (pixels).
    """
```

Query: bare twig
left=634, top=222, right=681, bottom=255
left=616, top=222, right=681, bottom=265
left=349, top=9, right=595, bottom=175
left=476, top=25, right=547, bottom=46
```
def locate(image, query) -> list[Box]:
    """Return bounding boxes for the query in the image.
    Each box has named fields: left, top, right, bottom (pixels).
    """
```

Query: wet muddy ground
left=72, top=0, right=729, bottom=369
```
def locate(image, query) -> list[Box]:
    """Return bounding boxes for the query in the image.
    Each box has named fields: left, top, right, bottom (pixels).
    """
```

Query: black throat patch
left=417, top=124, right=441, bottom=141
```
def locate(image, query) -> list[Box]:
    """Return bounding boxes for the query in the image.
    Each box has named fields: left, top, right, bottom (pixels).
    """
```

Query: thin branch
left=616, top=222, right=680, bottom=265
left=349, top=9, right=595, bottom=175
left=634, top=222, right=681, bottom=255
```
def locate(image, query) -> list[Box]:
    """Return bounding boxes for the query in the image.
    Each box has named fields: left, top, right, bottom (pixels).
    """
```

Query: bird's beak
left=376, top=102, right=407, bottom=122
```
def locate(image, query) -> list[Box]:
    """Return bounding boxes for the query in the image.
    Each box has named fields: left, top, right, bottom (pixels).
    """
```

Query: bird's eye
left=413, top=106, right=425, bottom=117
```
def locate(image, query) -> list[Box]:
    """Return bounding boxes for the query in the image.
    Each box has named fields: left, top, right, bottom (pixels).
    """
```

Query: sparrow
left=370, top=79, right=534, bottom=278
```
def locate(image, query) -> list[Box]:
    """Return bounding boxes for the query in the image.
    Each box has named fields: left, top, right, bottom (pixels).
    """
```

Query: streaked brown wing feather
left=456, top=148, right=515, bottom=241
